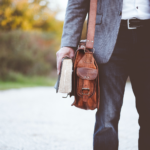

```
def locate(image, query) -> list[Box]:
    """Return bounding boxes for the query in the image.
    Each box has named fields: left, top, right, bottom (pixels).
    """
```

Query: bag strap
left=86, top=0, right=98, bottom=49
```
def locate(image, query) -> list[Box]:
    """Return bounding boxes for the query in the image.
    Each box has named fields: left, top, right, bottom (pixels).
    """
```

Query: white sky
left=49, top=0, right=68, bottom=20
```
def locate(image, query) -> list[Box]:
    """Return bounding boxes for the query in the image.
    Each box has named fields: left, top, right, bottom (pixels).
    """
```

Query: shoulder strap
left=86, top=0, right=98, bottom=49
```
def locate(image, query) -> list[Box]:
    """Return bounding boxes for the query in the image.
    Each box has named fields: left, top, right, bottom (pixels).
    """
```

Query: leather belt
left=121, top=18, right=150, bottom=29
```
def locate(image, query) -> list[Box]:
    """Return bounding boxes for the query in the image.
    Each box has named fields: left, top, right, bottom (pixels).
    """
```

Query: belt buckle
left=127, top=19, right=137, bottom=29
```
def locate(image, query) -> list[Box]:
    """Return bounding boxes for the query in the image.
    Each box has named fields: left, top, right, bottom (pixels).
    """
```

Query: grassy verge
left=0, top=76, right=56, bottom=90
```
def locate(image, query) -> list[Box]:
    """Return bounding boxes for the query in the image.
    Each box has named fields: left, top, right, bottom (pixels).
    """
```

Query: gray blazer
left=61, top=0, right=123, bottom=64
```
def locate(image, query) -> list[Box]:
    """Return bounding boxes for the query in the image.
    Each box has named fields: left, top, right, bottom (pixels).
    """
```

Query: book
left=54, top=57, right=73, bottom=94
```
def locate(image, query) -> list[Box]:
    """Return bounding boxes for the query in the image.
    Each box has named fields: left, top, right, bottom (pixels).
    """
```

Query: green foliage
left=0, top=30, right=57, bottom=81
left=0, top=0, right=88, bottom=88
left=0, top=72, right=56, bottom=90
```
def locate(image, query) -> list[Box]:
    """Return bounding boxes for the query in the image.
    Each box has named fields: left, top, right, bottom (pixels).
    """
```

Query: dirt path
left=0, top=83, right=139, bottom=150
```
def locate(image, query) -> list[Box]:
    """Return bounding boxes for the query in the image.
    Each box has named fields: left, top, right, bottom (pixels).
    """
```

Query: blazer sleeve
left=61, top=0, right=90, bottom=48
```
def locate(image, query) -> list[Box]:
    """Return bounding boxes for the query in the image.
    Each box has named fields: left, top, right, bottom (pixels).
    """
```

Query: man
left=56, top=0, right=150, bottom=150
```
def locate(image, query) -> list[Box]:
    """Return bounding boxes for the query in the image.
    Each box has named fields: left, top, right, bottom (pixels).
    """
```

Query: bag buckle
left=82, top=88, right=90, bottom=95
left=127, top=19, right=137, bottom=29
left=79, top=45, right=95, bottom=53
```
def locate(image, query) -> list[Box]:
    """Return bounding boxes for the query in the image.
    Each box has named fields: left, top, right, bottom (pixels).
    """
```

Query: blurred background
left=0, top=0, right=87, bottom=90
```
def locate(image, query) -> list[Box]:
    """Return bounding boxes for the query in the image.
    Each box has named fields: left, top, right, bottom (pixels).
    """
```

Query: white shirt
left=122, top=0, right=150, bottom=20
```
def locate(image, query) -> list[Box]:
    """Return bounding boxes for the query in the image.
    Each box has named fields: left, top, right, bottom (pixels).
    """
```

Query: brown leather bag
left=71, top=0, right=100, bottom=110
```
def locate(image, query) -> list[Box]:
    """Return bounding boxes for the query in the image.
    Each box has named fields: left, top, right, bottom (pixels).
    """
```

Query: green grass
left=0, top=75, right=56, bottom=90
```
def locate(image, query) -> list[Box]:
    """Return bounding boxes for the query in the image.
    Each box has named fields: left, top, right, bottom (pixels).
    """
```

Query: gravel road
left=0, top=83, right=139, bottom=150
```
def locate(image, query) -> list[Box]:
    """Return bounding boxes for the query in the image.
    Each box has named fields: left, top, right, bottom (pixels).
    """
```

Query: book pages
left=58, top=59, right=72, bottom=93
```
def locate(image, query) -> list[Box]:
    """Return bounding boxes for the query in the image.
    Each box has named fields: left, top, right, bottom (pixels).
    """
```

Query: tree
left=0, top=0, right=63, bottom=38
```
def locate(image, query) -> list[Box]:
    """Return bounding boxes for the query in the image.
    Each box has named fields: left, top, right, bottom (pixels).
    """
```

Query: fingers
left=68, top=48, right=75, bottom=58
left=69, top=53, right=75, bottom=61
left=56, top=47, right=75, bottom=75
left=69, top=52, right=75, bottom=59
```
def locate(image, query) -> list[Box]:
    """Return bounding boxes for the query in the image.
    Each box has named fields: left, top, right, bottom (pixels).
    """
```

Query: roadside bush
left=0, top=30, right=57, bottom=81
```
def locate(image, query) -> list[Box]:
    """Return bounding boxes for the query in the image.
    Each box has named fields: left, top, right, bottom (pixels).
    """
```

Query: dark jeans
left=94, top=22, right=150, bottom=150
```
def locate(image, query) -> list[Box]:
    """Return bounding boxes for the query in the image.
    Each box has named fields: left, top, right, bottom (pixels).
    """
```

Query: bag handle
left=86, top=0, right=98, bottom=49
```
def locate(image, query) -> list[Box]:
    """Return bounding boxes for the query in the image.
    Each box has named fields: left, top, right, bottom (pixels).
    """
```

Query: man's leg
left=93, top=25, right=131, bottom=150
left=129, top=26, right=150, bottom=150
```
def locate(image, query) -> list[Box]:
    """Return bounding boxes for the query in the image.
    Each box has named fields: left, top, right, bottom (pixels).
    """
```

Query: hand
left=56, top=47, right=75, bottom=75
